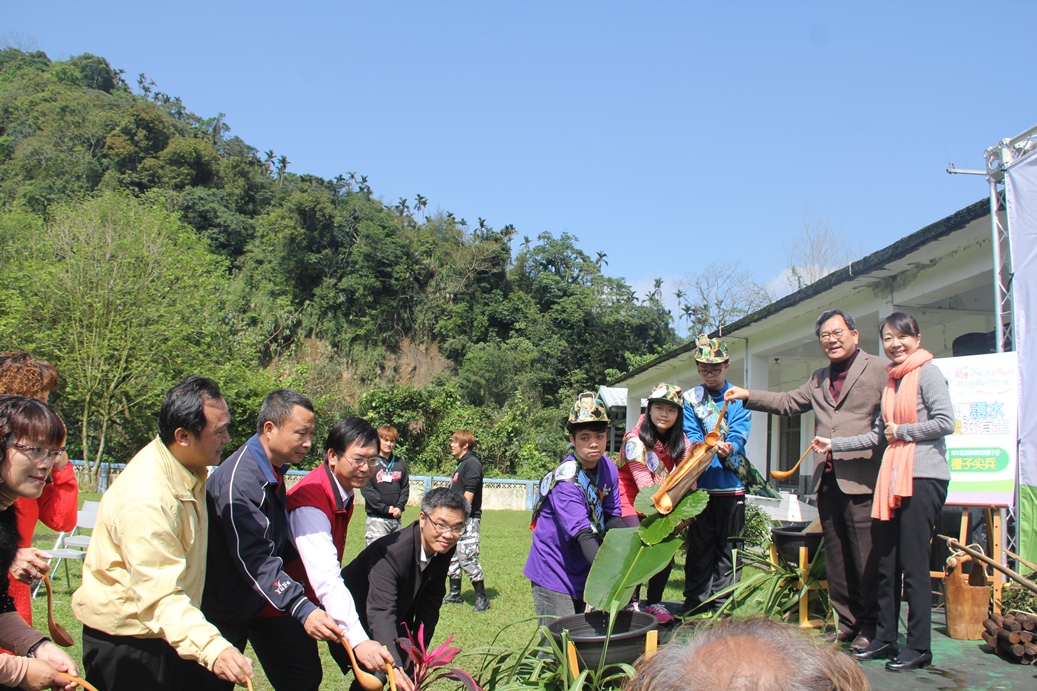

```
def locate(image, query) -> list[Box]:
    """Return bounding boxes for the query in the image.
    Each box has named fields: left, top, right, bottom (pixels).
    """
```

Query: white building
left=612, top=198, right=1001, bottom=497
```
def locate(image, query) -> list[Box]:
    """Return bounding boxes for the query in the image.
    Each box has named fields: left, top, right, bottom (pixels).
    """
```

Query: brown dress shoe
left=818, top=629, right=853, bottom=644
left=849, top=633, right=872, bottom=652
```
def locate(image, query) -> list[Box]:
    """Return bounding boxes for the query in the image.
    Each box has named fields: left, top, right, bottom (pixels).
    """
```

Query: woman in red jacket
left=0, top=353, right=78, bottom=625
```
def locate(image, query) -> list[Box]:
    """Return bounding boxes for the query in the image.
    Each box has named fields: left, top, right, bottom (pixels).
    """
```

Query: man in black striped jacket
left=198, top=389, right=342, bottom=691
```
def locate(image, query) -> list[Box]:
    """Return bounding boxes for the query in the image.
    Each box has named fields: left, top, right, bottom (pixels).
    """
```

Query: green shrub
left=742, top=502, right=773, bottom=550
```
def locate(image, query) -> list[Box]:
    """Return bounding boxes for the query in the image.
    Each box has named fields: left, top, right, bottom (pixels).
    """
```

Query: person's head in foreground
left=566, top=392, right=610, bottom=469
left=418, top=487, right=469, bottom=555
left=626, top=616, right=870, bottom=691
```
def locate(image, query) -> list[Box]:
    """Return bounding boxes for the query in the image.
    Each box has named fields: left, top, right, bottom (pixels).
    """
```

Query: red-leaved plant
left=397, top=623, right=483, bottom=691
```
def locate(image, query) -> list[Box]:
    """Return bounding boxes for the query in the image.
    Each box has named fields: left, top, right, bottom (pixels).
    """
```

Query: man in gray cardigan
left=725, top=309, right=887, bottom=650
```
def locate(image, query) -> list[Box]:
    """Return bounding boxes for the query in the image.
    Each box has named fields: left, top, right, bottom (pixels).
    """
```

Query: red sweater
left=285, top=463, right=354, bottom=603
left=10, top=463, right=78, bottom=625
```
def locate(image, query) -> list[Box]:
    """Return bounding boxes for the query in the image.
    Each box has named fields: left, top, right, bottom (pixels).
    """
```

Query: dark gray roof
left=611, top=198, right=990, bottom=385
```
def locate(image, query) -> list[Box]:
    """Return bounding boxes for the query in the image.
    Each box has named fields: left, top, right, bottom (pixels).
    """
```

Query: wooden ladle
left=770, top=447, right=813, bottom=481
left=59, top=673, right=99, bottom=691
left=340, top=635, right=385, bottom=690
left=703, top=400, right=729, bottom=446
left=383, top=645, right=397, bottom=691
left=43, top=575, right=76, bottom=647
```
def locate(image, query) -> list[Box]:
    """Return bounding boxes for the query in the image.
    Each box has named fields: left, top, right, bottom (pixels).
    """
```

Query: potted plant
left=470, top=612, right=648, bottom=691
left=545, top=486, right=708, bottom=669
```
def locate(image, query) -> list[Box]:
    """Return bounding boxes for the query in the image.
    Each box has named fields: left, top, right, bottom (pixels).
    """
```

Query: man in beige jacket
left=725, top=309, right=887, bottom=650
left=73, top=376, right=254, bottom=690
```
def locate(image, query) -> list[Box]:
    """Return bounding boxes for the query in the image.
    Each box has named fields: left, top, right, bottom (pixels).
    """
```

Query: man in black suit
left=338, top=487, right=469, bottom=689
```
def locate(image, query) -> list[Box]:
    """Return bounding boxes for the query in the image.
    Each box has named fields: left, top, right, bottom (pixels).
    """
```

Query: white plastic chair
left=33, top=500, right=99, bottom=595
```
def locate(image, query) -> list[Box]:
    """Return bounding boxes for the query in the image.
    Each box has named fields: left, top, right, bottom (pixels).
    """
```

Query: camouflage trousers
left=447, top=517, right=484, bottom=582
left=365, top=516, right=402, bottom=546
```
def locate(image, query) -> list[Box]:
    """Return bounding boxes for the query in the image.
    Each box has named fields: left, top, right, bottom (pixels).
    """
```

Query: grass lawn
left=31, top=498, right=698, bottom=690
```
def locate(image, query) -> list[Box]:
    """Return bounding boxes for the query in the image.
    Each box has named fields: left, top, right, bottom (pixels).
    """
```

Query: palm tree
left=263, top=150, right=276, bottom=174
left=136, top=73, right=155, bottom=99
left=500, top=224, right=517, bottom=243
left=209, top=112, right=228, bottom=143
left=521, top=235, right=531, bottom=252
left=652, top=277, right=664, bottom=300
left=358, top=175, right=370, bottom=195
left=414, top=194, right=428, bottom=220
left=276, top=155, right=289, bottom=186
left=595, top=251, right=608, bottom=267
left=682, top=303, right=695, bottom=337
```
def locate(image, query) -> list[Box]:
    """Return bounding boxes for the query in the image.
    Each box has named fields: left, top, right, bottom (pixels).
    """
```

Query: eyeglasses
left=427, top=519, right=465, bottom=536
left=818, top=329, right=847, bottom=343
left=12, top=443, right=64, bottom=463
left=342, top=454, right=378, bottom=469
left=697, top=367, right=725, bottom=377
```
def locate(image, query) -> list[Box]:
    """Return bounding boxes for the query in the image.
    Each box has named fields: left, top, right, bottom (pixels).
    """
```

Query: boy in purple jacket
left=524, top=393, right=625, bottom=626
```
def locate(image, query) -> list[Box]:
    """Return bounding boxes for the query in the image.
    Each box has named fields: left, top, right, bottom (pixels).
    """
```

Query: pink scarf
left=871, top=348, right=933, bottom=521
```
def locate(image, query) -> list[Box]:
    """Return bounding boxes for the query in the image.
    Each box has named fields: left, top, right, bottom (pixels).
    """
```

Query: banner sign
left=1006, top=150, right=1037, bottom=561
left=932, top=352, right=1018, bottom=507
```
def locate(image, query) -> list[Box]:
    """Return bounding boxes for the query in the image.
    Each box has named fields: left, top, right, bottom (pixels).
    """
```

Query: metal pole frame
left=984, top=124, right=1037, bottom=558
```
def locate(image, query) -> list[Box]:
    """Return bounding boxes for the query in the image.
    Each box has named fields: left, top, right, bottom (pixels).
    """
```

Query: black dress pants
left=817, top=473, right=878, bottom=637
left=196, top=615, right=322, bottom=691
left=81, top=625, right=213, bottom=691
left=683, top=493, right=745, bottom=609
left=874, top=477, right=947, bottom=651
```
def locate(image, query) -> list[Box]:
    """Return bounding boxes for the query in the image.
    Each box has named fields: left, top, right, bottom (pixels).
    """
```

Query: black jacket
left=340, top=521, right=453, bottom=666
left=450, top=451, right=483, bottom=518
left=202, top=435, right=316, bottom=625
left=360, top=454, right=410, bottom=519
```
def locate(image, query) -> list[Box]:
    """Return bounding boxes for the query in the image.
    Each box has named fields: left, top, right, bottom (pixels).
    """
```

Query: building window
left=775, top=414, right=802, bottom=484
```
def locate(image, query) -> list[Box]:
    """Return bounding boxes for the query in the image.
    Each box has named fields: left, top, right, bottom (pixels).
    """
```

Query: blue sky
left=7, top=1, right=1036, bottom=320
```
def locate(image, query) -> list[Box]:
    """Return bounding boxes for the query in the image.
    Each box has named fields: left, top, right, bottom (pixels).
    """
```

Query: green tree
left=1, top=193, right=244, bottom=488
left=68, top=53, right=123, bottom=93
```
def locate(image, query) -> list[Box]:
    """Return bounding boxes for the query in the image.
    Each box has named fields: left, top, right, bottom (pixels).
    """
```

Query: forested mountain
left=0, top=47, right=677, bottom=482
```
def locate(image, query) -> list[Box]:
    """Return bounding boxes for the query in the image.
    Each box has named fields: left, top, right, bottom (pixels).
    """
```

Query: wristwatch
left=26, top=638, right=50, bottom=658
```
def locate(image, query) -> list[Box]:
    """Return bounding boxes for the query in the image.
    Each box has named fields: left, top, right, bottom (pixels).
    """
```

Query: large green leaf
left=638, top=489, right=708, bottom=545
left=584, top=528, right=682, bottom=610
left=632, top=484, right=661, bottom=516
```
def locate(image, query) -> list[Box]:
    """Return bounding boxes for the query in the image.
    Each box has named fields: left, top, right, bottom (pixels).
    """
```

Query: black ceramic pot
left=771, top=521, right=822, bottom=564
left=547, top=610, right=658, bottom=669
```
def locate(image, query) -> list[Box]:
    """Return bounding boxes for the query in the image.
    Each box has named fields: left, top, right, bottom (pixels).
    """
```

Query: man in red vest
left=286, top=418, right=400, bottom=687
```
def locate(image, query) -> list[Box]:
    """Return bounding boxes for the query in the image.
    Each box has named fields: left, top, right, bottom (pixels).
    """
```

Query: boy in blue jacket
left=681, top=335, right=752, bottom=614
